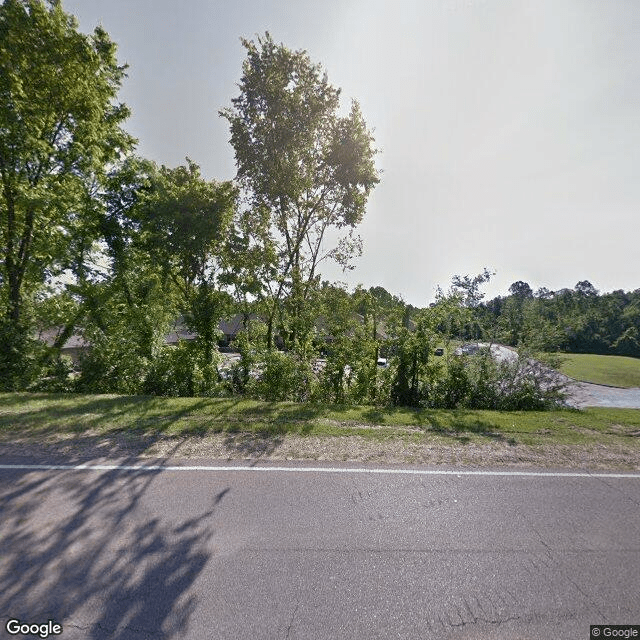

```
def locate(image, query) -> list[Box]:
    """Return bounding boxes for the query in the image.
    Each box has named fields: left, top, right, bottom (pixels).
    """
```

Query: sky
left=62, top=0, right=640, bottom=307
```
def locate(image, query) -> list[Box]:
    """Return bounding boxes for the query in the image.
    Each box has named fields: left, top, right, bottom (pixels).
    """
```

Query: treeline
left=474, top=281, right=640, bottom=357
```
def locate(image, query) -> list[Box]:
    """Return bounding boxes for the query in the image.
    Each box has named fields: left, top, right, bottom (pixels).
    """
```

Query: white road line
left=0, top=464, right=639, bottom=479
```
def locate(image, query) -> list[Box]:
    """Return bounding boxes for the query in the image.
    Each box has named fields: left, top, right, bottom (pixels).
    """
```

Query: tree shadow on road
left=0, top=445, right=226, bottom=639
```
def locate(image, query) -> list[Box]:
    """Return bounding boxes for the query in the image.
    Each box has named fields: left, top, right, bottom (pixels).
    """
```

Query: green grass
left=555, top=353, right=640, bottom=388
left=1, top=392, right=639, bottom=449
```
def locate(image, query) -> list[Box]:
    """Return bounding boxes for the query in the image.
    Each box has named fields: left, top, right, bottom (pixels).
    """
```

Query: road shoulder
left=1, top=432, right=638, bottom=472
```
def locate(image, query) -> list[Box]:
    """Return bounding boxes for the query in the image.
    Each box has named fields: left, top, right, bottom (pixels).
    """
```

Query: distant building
left=39, top=312, right=391, bottom=361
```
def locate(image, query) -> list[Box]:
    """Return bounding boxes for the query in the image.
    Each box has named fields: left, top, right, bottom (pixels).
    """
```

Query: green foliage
left=77, top=157, right=235, bottom=395
left=0, top=0, right=133, bottom=295
left=137, top=160, right=237, bottom=291
left=0, top=316, right=44, bottom=390
left=76, top=328, right=150, bottom=395
left=221, top=33, right=379, bottom=350
left=390, top=328, right=431, bottom=407
left=425, top=350, right=567, bottom=411
left=430, top=354, right=471, bottom=409
left=75, top=270, right=175, bottom=394
left=29, top=355, right=74, bottom=393
left=388, top=287, right=472, bottom=407
left=381, top=279, right=568, bottom=410
left=0, top=0, right=133, bottom=388
left=143, top=342, right=222, bottom=398
left=254, top=350, right=314, bottom=403
left=314, top=284, right=386, bottom=404
left=482, top=282, right=640, bottom=357
left=226, top=319, right=267, bottom=394
left=449, top=268, right=493, bottom=308
left=136, top=160, right=236, bottom=369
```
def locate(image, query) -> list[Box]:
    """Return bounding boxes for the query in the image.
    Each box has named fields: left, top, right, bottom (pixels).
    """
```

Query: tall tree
left=138, top=160, right=237, bottom=365
left=508, top=281, right=533, bottom=299
left=221, top=33, right=379, bottom=351
left=74, top=158, right=237, bottom=394
left=101, top=159, right=236, bottom=368
left=0, top=0, right=133, bottom=386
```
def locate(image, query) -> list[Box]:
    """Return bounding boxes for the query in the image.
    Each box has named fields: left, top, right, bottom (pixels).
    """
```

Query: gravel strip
left=1, top=432, right=638, bottom=471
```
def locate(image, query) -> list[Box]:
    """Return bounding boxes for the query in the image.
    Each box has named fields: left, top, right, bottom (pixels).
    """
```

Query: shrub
left=459, top=349, right=567, bottom=410
left=29, top=355, right=75, bottom=393
left=388, top=346, right=569, bottom=410
left=254, top=350, right=314, bottom=402
left=430, top=355, right=471, bottom=409
left=75, top=329, right=151, bottom=394
left=143, top=341, right=223, bottom=397
left=0, top=318, right=44, bottom=391
left=225, top=322, right=267, bottom=395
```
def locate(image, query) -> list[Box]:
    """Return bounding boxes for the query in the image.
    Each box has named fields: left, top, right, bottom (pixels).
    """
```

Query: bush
left=254, top=350, right=314, bottom=402
left=387, top=347, right=568, bottom=410
left=75, top=329, right=151, bottom=394
left=460, top=349, right=567, bottom=410
left=430, top=355, right=471, bottom=409
left=224, top=322, right=267, bottom=395
left=143, top=341, right=223, bottom=397
left=0, top=318, right=45, bottom=391
left=29, top=355, right=75, bottom=393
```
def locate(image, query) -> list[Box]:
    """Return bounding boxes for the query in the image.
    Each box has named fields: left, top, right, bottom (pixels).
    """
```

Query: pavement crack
left=561, top=572, right=607, bottom=621
left=484, top=615, right=521, bottom=626
left=530, top=524, right=554, bottom=562
left=448, top=615, right=521, bottom=628
left=285, top=599, right=300, bottom=639
left=473, top=594, right=488, bottom=618
left=592, top=475, right=640, bottom=508
left=462, top=596, right=478, bottom=623
left=525, top=516, right=608, bottom=620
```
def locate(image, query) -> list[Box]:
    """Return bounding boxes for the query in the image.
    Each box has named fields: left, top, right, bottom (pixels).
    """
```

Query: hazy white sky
left=63, top=0, right=640, bottom=306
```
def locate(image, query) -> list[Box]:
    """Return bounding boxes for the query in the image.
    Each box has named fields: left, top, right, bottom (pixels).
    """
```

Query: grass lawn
left=555, top=353, right=640, bottom=388
left=1, top=392, right=639, bottom=450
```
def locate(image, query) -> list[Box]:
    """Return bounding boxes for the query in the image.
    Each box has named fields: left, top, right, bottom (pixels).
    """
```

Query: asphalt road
left=1, top=459, right=639, bottom=640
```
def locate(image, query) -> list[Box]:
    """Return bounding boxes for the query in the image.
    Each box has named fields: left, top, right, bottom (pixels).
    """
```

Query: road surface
left=1, top=458, right=639, bottom=639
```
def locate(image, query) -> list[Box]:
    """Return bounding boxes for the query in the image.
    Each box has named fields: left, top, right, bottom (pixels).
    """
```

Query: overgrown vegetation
left=1, top=3, right=638, bottom=413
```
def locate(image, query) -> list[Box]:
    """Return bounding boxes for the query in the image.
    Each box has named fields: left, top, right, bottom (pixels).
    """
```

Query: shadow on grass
left=414, top=409, right=519, bottom=445
left=0, top=443, right=224, bottom=639
left=0, top=393, right=522, bottom=447
left=0, top=393, right=221, bottom=438
left=0, top=393, right=335, bottom=436
left=255, top=401, right=332, bottom=422
left=360, top=403, right=520, bottom=445
left=360, top=407, right=395, bottom=424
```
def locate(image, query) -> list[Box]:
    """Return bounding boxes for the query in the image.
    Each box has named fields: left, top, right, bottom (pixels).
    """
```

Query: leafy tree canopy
left=221, top=32, right=380, bottom=349
left=508, top=281, right=533, bottom=299
left=0, top=0, right=134, bottom=387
